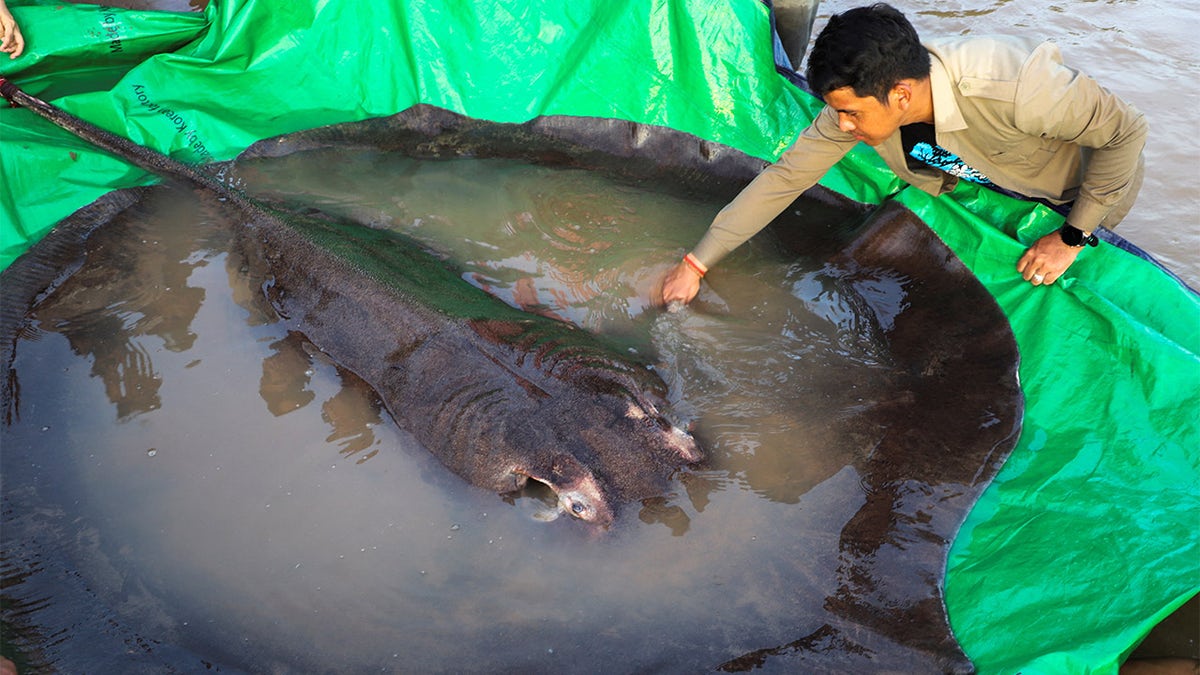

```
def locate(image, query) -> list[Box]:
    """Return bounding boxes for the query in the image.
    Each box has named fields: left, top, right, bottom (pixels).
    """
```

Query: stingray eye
left=571, top=501, right=586, bottom=515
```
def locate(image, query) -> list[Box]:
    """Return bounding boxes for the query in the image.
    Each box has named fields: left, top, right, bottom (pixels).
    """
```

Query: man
left=660, top=2, right=1146, bottom=304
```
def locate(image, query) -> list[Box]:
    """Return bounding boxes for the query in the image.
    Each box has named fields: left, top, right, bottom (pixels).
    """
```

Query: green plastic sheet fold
left=1, top=1, right=1196, bottom=672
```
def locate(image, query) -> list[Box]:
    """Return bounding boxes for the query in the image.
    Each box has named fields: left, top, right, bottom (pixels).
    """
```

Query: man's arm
left=1014, top=43, right=1147, bottom=285
left=661, top=108, right=855, bottom=304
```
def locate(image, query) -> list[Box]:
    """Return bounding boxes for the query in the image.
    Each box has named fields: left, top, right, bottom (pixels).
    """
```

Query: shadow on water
left=0, top=109, right=1021, bottom=672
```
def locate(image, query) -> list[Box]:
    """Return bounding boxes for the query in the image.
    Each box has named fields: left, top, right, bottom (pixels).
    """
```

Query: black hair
left=804, top=3, right=931, bottom=103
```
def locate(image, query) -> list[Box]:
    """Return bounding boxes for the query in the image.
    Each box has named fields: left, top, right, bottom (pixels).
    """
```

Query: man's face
left=822, top=86, right=905, bottom=147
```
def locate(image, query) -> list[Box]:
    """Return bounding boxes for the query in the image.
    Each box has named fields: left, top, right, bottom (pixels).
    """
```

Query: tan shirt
left=691, top=36, right=1148, bottom=268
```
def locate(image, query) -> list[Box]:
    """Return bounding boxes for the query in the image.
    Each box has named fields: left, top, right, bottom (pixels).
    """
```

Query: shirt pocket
left=957, top=76, right=1017, bottom=103
left=987, top=136, right=1060, bottom=173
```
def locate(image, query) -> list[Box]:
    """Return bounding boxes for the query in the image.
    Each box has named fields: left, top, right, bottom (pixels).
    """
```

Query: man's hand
left=1017, top=229, right=1084, bottom=286
left=0, top=0, right=25, bottom=60
left=660, top=260, right=703, bottom=305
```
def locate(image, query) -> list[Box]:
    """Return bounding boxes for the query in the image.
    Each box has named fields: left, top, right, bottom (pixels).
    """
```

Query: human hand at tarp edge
left=0, top=0, right=25, bottom=60
left=659, top=256, right=705, bottom=306
left=1017, top=227, right=1088, bottom=286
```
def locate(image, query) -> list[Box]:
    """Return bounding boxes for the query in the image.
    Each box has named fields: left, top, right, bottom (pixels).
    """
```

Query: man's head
left=805, top=4, right=933, bottom=146
left=805, top=3, right=930, bottom=102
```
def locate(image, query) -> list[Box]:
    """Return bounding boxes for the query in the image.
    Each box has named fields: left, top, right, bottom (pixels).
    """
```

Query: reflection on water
left=3, top=153, right=969, bottom=672
left=27, top=194, right=211, bottom=419
left=259, top=332, right=384, bottom=460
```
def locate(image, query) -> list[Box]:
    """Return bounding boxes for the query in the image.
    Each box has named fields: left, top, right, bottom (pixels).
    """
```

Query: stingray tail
left=0, top=77, right=236, bottom=200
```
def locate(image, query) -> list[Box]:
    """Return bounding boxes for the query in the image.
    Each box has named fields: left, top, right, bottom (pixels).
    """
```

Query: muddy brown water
left=3, top=151, right=972, bottom=672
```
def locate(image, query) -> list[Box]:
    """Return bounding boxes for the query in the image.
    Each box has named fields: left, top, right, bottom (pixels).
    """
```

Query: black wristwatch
left=1059, top=224, right=1099, bottom=248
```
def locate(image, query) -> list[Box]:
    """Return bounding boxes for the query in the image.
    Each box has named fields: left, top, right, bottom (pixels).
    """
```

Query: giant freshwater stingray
left=1, top=89, right=1023, bottom=670
left=0, top=80, right=702, bottom=528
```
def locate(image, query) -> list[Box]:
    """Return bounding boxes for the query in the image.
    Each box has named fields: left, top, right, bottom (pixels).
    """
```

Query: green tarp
left=1, top=1, right=1196, bottom=672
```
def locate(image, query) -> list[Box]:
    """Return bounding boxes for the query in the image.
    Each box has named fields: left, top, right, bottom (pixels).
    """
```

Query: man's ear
left=891, top=81, right=913, bottom=109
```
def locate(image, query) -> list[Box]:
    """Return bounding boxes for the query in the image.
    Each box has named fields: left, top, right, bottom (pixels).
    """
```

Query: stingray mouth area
left=511, top=466, right=614, bottom=527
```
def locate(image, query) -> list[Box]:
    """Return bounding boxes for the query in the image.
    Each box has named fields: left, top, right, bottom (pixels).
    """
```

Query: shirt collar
left=927, top=49, right=967, bottom=133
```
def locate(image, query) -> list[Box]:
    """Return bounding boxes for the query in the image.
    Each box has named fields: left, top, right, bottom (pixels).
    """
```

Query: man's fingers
left=1017, top=230, right=1084, bottom=287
